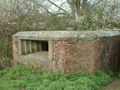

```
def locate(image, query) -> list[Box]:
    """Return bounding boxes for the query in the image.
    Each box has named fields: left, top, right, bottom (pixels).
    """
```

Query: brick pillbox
left=13, top=31, right=120, bottom=74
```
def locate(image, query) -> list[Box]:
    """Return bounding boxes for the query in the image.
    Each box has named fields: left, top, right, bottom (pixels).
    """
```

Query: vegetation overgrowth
left=0, top=65, right=112, bottom=90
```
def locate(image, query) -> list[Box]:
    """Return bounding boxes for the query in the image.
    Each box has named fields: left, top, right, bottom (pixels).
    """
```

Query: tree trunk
left=67, top=0, right=90, bottom=22
left=82, top=0, right=89, bottom=16
left=68, top=0, right=81, bottom=22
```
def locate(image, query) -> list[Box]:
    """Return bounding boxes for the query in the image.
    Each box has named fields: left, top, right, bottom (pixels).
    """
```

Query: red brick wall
left=13, top=36, right=19, bottom=64
left=97, top=37, right=120, bottom=72
left=52, top=37, right=120, bottom=73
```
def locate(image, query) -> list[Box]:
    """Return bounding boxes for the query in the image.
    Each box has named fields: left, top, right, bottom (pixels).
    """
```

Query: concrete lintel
left=13, top=31, right=120, bottom=39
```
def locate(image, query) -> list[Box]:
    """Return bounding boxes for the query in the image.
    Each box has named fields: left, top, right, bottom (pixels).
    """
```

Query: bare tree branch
left=39, top=4, right=54, bottom=15
left=91, top=0, right=104, bottom=8
left=56, top=1, right=68, bottom=13
left=47, top=0, right=69, bottom=14
left=30, top=0, right=54, bottom=15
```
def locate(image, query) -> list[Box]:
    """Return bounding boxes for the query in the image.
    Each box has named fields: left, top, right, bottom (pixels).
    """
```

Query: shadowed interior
left=21, top=40, right=48, bottom=55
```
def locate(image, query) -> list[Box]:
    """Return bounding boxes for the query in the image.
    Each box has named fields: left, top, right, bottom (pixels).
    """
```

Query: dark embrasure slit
left=21, top=40, right=48, bottom=55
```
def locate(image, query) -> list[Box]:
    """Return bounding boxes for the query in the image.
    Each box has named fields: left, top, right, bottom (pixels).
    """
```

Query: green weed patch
left=0, top=65, right=111, bottom=90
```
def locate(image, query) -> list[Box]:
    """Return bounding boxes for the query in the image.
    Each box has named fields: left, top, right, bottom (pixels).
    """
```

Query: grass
left=0, top=79, right=18, bottom=90
left=0, top=65, right=112, bottom=90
